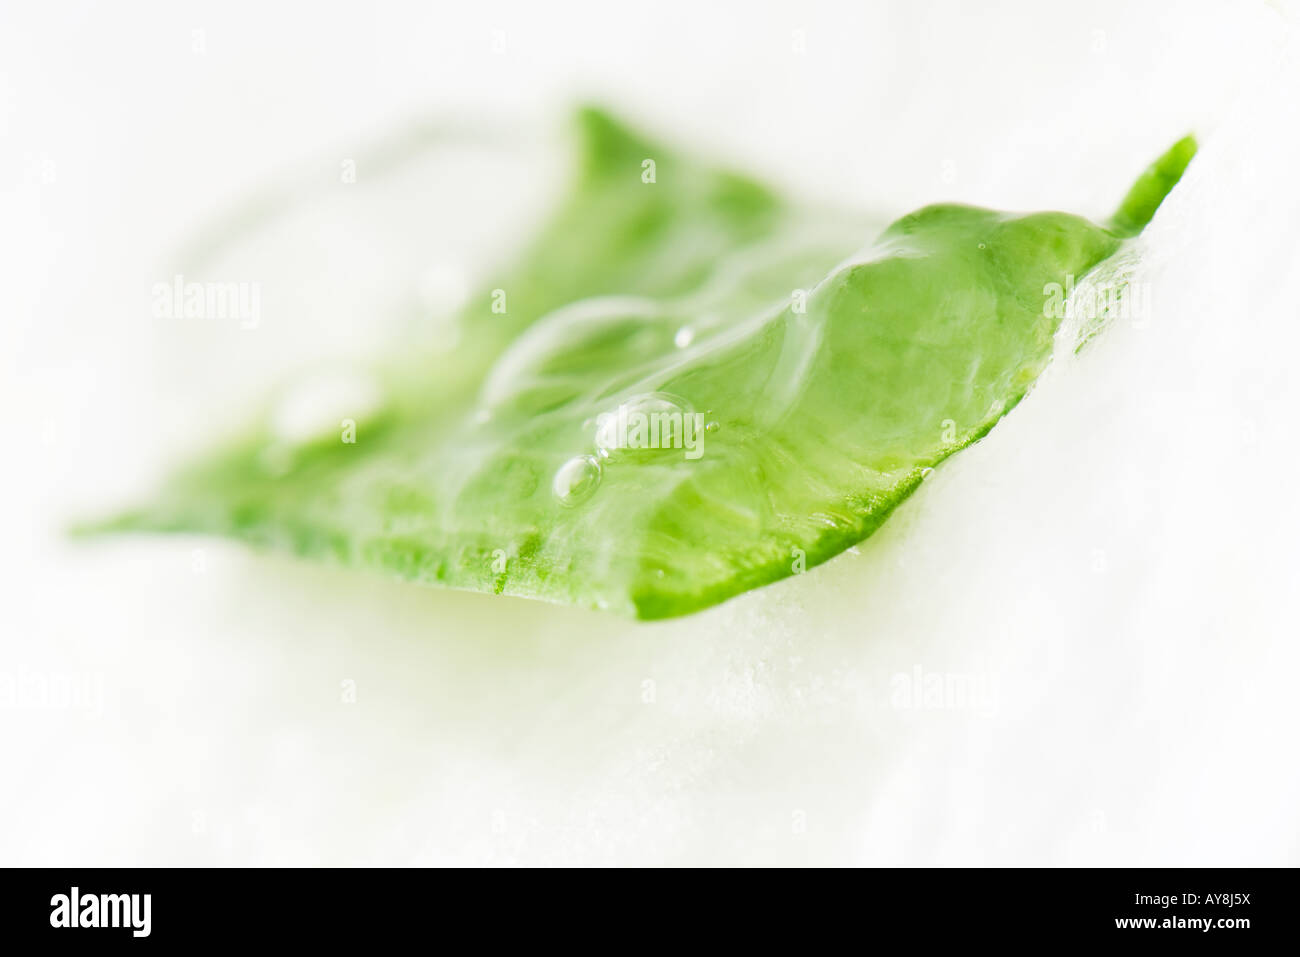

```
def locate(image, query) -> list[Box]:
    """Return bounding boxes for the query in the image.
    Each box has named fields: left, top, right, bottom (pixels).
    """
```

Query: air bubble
left=553, top=455, right=602, bottom=507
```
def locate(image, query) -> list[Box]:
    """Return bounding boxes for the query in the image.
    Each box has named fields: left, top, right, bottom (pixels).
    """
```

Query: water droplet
left=920, top=466, right=933, bottom=477
left=674, top=326, right=695, bottom=348
left=705, top=421, right=720, bottom=433
left=553, top=455, right=602, bottom=507
left=977, top=243, right=986, bottom=249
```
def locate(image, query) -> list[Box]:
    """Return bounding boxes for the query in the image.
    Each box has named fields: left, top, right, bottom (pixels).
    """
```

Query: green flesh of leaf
left=90, top=111, right=1196, bottom=619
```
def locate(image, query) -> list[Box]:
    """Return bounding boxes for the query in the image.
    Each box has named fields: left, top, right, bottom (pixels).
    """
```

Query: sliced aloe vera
left=87, top=111, right=1195, bottom=619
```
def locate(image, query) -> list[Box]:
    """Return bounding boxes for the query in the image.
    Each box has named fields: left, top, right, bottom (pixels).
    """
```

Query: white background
left=2, top=0, right=1297, bottom=865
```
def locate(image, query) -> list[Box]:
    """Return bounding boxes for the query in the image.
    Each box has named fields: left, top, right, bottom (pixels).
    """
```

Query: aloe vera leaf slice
left=87, top=121, right=1195, bottom=620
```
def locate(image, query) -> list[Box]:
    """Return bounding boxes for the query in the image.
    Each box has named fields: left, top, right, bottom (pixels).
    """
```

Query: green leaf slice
left=86, top=113, right=1195, bottom=619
